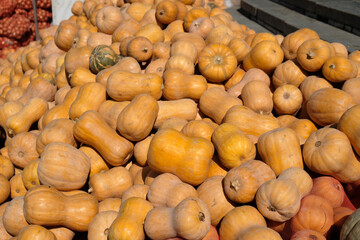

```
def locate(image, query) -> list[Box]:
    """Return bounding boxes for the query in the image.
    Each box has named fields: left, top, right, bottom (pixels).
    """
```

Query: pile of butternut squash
left=0, top=0, right=359, bottom=239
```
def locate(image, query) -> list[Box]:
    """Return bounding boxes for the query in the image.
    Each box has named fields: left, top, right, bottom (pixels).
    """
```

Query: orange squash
left=219, top=205, right=266, bottom=240
left=37, top=142, right=90, bottom=191
left=2, top=196, right=29, bottom=236
left=241, top=80, right=273, bottom=115
left=281, top=28, right=320, bottom=60
left=54, top=20, right=80, bottom=51
left=223, top=160, right=276, bottom=204
left=96, top=6, right=123, bottom=34
left=310, top=176, right=345, bottom=208
left=73, top=110, right=134, bottom=167
left=88, top=211, right=118, bottom=240
left=273, top=84, right=303, bottom=115
left=211, top=123, right=256, bottom=169
left=155, top=0, right=178, bottom=25
left=198, top=43, right=237, bottom=83
left=183, top=7, right=209, bottom=32
left=69, top=82, right=106, bottom=120
left=338, top=104, right=360, bottom=156
left=106, top=71, right=163, bottom=101
left=243, top=40, right=284, bottom=75
left=257, top=127, right=303, bottom=176
left=144, top=197, right=210, bottom=240
left=79, top=145, right=110, bottom=177
left=163, top=69, right=207, bottom=100
left=116, top=93, right=159, bottom=142
left=98, top=100, right=130, bottom=130
left=199, top=87, right=243, bottom=124
left=303, top=128, right=360, bottom=183
left=277, top=167, right=313, bottom=198
left=296, top=39, right=335, bottom=72
left=88, top=166, right=133, bottom=201
left=272, top=60, right=307, bottom=88
left=147, top=128, right=214, bottom=185
left=197, top=175, right=235, bottom=226
left=5, top=97, right=48, bottom=137
left=322, top=56, right=358, bottom=83
left=23, top=185, right=98, bottom=232
left=342, top=78, right=360, bottom=104
left=290, top=194, right=334, bottom=235
left=222, top=105, right=280, bottom=143
left=256, top=178, right=302, bottom=222
left=306, top=88, right=355, bottom=126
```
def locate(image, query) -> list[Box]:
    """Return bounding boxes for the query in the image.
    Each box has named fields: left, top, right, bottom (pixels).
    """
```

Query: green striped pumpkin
left=341, top=207, right=360, bottom=240
left=89, top=45, right=120, bottom=74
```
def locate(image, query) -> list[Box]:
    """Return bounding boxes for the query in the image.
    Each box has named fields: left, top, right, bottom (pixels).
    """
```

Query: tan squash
left=96, top=57, right=141, bottom=86
left=170, top=40, right=198, bottom=63
left=9, top=172, right=27, bottom=198
left=306, top=88, right=355, bottom=126
left=197, top=175, right=235, bottom=226
left=69, top=82, right=106, bottom=120
left=98, top=100, right=130, bottom=130
left=69, top=67, right=96, bottom=87
left=64, top=46, right=93, bottom=78
left=228, top=38, right=251, bottom=64
left=116, top=94, right=158, bottom=141
left=41, top=86, right=80, bottom=127
left=222, top=105, right=280, bottom=143
left=79, top=145, right=110, bottom=177
left=158, top=117, right=189, bottom=132
left=278, top=167, right=313, bottom=198
left=147, top=173, right=197, bottom=207
left=342, top=78, right=360, bottom=104
left=257, top=127, right=303, bottom=176
left=151, top=41, right=171, bottom=61
left=338, top=104, right=360, bottom=156
left=87, top=32, right=113, bottom=47
left=112, top=18, right=141, bottom=42
left=17, top=77, right=57, bottom=105
left=243, top=40, right=284, bottom=75
left=2, top=196, right=29, bottom=236
left=21, top=158, right=40, bottom=190
left=108, top=197, right=154, bottom=240
left=331, top=42, right=348, bottom=58
left=54, top=20, right=80, bottom=51
left=165, top=55, right=195, bottom=75
left=106, top=71, right=162, bottom=101
left=16, top=224, right=57, bottom=240
left=163, top=69, right=207, bottom=100
left=37, top=142, right=90, bottom=191
left=181, top=120, right=216, bottom=141
left=188, top=17, right=214, bottom=39
left=147, top=128, right=214, bottom=185
left=88, top=166, right=133, bottom=201
left=272, top=60, right=307, bottom=88
left=296, top=39, right=335, bottom=72
left=303, top=127, right=360, bottom=183
left=154, top=99, right=198, bottom=128
left=0, top=174, right=10, bottom=204
left=88, top=210, right=118, bottom=240
left=36, top=118, right=76, bottom=154
left=73, top=110, right=134, bottom=167
left=199, top=87, right=242, bottom=124
left=236, top=225, right=282, bottom=240
left=8, top=131, right=39, bottom=168
left=96, top=6, right=123, bottom=34
left=135, top=23, right=164, bottom=44
left=227, top=68, right=270, bottom=98
left=0, top=101, right=23, bottom=129
left=219, top=205, right=266, bottom=240
left=98, top=198, right=122, bottom=213
left=322, top=56, right=358, bottom=83
left=273, top=84, right=303, bottom=115
left=223, top=160, right=276, bottom=204
left=281, top=28, right=320, bottom=60
left=0, top=155, right=14, bottom=180
left=205, top=25, right=234, bottom=46
left=144, top=197, right=210, bottom=240
left=23, top=186, right=98, bottom=232
left=241, top=80, right=273, bottom=115
left=170, top=32, right=206, bottom=56
left=256, top=178, right=302, bottom=222
left=145, top=58, right=167, bottom=77
left=211, top=123, right=256, bottom=169
left=122, top=184, right=149, bottom=203
left=198, top=43, right=237, bottom=83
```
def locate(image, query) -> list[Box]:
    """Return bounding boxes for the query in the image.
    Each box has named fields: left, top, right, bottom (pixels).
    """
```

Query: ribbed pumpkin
left=89, top=45, right=120, bottom=74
